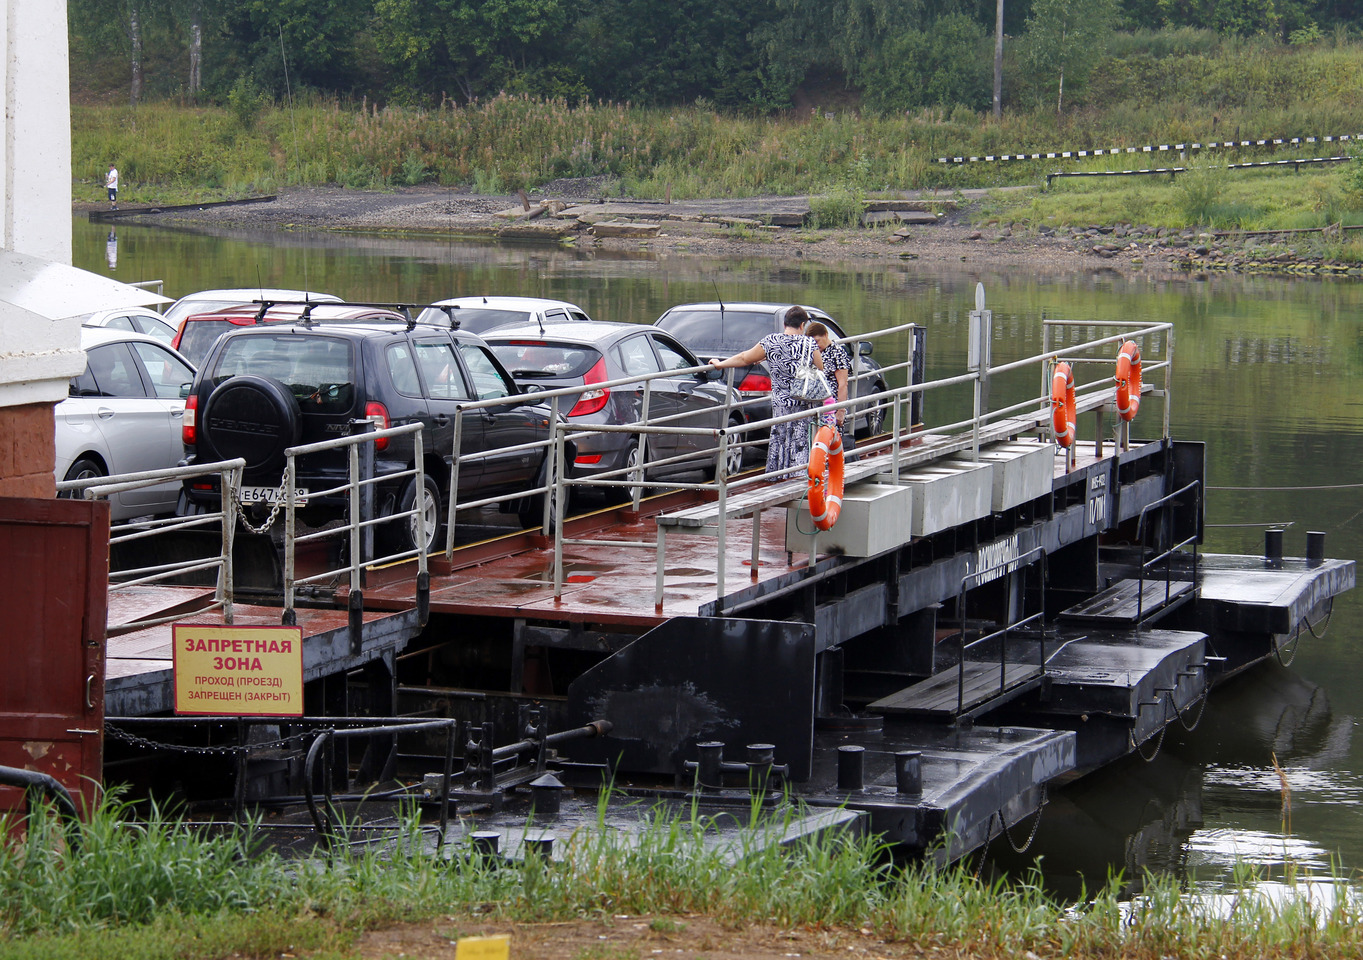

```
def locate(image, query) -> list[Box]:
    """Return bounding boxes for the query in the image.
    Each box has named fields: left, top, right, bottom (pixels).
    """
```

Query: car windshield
left=489, top=341, right=602, bottom=379
left=655, top=310, right=775, bottom=353
left=177, top=319, right=237, bottom=366
left=418, top=306, right=530, bottom=333
left=213, top=335, right=356, bottom=414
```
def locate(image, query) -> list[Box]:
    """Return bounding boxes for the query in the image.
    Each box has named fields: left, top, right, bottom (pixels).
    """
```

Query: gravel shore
left=79, top=183, right=1283, bottom=279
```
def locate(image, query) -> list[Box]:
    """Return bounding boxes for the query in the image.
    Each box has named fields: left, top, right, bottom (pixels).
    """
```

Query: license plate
left=240, top=485, right=309, bottom=506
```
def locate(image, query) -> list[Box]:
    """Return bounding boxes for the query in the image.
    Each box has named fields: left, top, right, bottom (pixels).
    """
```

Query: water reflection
left=70, top=215, right=1363, bottom=889
left=990, top=664, right=1354, bottom=896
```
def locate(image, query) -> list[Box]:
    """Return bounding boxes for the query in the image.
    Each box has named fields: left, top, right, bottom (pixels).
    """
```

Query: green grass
left=4, top=792, right=1363, bottom=960
left=68, top=36, right=1363, bottom=215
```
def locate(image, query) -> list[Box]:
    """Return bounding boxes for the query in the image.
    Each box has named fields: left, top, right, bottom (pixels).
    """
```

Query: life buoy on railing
left=1115, top=340, right=1142, bottom=422
left=1051, top=362, right=1076, bottom=448
left=808, top=426, right=845, bottom=531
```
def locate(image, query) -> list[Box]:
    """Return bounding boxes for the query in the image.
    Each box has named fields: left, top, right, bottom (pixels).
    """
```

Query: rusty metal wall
left=0, top=496, right=109, bottom=815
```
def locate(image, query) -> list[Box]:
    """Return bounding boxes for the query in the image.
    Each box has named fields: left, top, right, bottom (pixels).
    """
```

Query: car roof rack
left=244, top=300, right=463, bottom=331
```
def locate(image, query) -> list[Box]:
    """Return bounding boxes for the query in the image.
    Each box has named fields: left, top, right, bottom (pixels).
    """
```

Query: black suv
left=181, top=310, right=561, bottom=552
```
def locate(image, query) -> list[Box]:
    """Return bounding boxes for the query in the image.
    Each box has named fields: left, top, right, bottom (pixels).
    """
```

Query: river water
left=75, top=217, right=1363, bottom=896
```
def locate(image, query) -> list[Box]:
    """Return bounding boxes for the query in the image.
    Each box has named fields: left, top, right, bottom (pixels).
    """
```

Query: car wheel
left=60, top=457, right=106, bottom=494
left=519, top=458, right=569, bottom=529
left=706, top=418, right=746, bottom=481
left=383, top=473, right=442, bottom=555
left=621, top=441, right=662, bottom=499
left=857, top=383, right=887, bottom=438
left=200, top=375, right=302, bottom=475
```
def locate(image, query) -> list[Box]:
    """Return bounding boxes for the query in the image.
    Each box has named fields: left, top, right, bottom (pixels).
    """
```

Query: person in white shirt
left=105, top=164, right=119, bottom=209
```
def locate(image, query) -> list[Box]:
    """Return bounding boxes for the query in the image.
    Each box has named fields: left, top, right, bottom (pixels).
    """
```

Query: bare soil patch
left=343, top=915, right=936, bottom=960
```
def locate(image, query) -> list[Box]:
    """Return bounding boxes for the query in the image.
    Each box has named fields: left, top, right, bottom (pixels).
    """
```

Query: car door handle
left=170, top=409, right=184, bottom=419
left=97, top=407, right=115, bottom=420
left=433, top=414, right=449, bottom=426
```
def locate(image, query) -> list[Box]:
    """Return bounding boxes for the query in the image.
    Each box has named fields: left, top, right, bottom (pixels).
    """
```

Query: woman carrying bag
left=710, top=306, right=827, bottom=476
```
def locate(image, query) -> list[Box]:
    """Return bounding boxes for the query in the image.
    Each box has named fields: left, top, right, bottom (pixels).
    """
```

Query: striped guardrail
left=939, top=133, right=1361, bottom=165
left=1044, top=154, right=1350, bottom=186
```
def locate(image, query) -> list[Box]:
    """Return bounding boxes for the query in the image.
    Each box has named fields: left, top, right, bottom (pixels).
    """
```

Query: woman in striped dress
left=806, top=322, right=850, bottom=433
left=709, top=306, right=824, bottom=475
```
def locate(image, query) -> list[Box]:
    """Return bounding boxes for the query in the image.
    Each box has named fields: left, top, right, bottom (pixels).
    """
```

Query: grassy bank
left=3, top=795, right=1362, bottom=960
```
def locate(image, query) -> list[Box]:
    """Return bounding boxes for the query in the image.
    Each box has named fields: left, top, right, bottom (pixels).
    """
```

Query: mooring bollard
left=1307, top=530, right=1326, bottom=564
left=697, top=740, right=725, bottom=788
left=470, top=830, right=501, bottom=861
left=895, top=750, right=922, bottom=795
left=1265, top=528, right=1283, bottom=566
left=837, top=744, right=865, bottom=791
left=747, top=743, right=775, bottom=793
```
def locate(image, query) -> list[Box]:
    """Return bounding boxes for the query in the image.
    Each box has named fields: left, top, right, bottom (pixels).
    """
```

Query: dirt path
left=79, top=183, right=1194, bottom=279
left=344, top=914, right=935, bottom=960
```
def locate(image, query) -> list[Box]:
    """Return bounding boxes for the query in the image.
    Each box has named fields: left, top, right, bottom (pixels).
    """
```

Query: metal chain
left=1175, top=692, right=1209, bottom=732
left=238, top=477, right=292, bottom=535
left=105, top=723, right=315, bottom=756
left=1131, top=724, right=1167, bottom=762
left=999, top=783, right=1048, bottom=854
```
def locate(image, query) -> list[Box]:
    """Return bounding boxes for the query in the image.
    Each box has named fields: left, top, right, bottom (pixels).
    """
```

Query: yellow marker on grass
left=456, top=934, right=510, bottom=960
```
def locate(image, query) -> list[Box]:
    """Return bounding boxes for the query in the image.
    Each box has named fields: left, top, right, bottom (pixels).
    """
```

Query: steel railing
left=58, top=458, right=247, bottom=632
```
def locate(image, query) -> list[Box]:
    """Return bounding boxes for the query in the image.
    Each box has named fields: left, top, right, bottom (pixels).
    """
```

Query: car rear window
left=655, top=310, right=775, bottom=352
left=489, top=341, right=602, bottom=379
left=212, top=335, right=356, bottom=414
left=418, top=306, right=530, bottom=333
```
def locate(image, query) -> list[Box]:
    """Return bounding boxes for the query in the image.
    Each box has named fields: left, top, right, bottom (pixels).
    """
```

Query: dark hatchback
left=484, top=320, right=742, bottom=485
left=181, top=316, right=560, bottom=552
left=653, top=302, right=887, bottom=436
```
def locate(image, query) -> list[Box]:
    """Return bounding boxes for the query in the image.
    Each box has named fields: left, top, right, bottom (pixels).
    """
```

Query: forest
left=69, top=0, right=1360, bottom=115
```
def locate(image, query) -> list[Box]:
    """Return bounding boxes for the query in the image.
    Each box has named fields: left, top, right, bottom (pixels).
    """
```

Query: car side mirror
left=858, top=341, right=874, bottom=357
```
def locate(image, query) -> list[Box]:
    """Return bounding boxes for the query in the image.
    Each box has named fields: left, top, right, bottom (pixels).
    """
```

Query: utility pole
left=993, top=0, right=1004, bottom=120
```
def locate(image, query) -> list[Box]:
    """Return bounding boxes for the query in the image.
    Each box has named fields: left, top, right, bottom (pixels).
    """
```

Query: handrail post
left=1164, top=326, right=1175, bottom=440
left=445, top=408, right=463, bottom=560
left=541, top=395, right=560, bottom=535
left=221, top=463, right=238, bottom=624
left=553, top=421, right=566, bottom=599
left=632, top=379, right=653, bottom=510
left=890, top=392, right=902, bottom=478
left=283, top=455, right=296, bottom=625
left=349, top=442, right=361, bottom=596
left=715, top=433, right=728, bottom=610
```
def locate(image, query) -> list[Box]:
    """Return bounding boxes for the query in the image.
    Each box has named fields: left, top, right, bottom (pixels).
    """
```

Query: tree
left=861, top=14, right=991, bottom=113
left=1020, top=0, right=1119, bottom=113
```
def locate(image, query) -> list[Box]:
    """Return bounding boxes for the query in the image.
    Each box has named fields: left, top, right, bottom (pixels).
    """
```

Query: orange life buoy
left=807, top=426, right=845, bottom=531
left=1051, top=362, right=1076, bottom=448
left=1115, top=340, right=1142, bottom=422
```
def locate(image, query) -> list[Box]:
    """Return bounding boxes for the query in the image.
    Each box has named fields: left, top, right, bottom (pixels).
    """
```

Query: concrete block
left=975, top=440, right=1056, bottom=511
left=882, top=459, right=993, bottom=536
left=785, top=482, right=912, bottom=557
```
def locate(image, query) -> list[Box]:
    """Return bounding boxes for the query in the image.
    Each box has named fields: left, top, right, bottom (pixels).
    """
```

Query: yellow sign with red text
left=173, top=624, right=304, bottom=717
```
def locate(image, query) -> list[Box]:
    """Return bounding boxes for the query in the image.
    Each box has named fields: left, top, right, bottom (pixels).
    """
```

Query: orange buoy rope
left=1115, top=340, right=1142, bottom=422
left=807, top=425, right=845, bottom=531
left=1051, top=362, right=1076, bottom=448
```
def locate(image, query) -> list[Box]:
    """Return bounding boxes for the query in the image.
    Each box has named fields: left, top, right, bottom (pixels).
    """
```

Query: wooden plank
left=1059, top=578, right=1194, bottom=623
left=868, top=661, right=1043, bottom=718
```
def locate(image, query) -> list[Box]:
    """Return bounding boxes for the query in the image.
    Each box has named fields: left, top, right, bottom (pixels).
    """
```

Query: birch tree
left=1020, top=0, right=1117, bottom=114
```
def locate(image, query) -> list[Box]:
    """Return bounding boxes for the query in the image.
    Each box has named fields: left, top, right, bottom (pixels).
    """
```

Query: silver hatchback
left=485, top=320, right=742, bottom=487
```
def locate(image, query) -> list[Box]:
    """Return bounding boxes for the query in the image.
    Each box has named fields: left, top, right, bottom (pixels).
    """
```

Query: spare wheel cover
left=202, top=375, right=302, bottom=475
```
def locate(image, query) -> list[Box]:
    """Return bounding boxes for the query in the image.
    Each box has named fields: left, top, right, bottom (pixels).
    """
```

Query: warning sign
left=173, top=623, right=304, bottom=717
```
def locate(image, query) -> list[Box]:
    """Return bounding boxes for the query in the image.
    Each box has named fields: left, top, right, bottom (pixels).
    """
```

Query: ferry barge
left=14, top=293, right=1352, bottom=864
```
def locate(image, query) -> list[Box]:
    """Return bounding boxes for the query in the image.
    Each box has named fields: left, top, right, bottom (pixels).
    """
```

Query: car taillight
left=737, top=373, right=772, bottom=395
left=575, top=454, right=603, bottom=465
left=182, top=393, right=197, bottom=445
left=365, top=401, right=390, bottom=451
left=568, top=358, right=609, bottom=417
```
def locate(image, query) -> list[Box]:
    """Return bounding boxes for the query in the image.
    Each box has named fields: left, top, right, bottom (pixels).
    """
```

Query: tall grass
left=5, top=792, right=1363, bottom=960
left=69, top=36, right=1363, bottom=208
